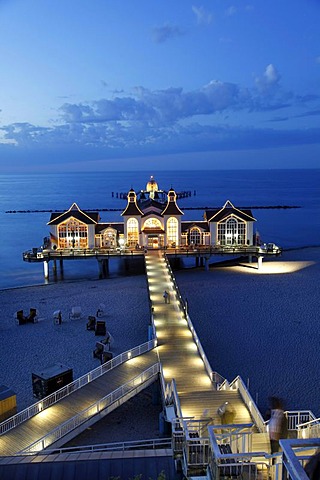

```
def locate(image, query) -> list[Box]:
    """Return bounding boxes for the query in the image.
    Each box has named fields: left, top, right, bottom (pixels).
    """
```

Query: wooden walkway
left=145, top=250, right=270, bottom=451
left=145, top=251, right=249, bottom=422
left=0, top=350, right=158, bottom=456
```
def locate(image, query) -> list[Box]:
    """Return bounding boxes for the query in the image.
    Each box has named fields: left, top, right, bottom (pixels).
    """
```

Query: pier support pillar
left=43, top=261, right=49, bottom=279
left=53, top=259, right=57, bottom=274
left=204, top=258, right=209, bottom=271
left=257, top=256, right=263, bottom=270
left=195, top=257, right=199, bottom=267
left=248, top=255, right=253, bottom=263
left=97, top=259, right=109, bottom=278
left=59, top=258, right=64, bottom=272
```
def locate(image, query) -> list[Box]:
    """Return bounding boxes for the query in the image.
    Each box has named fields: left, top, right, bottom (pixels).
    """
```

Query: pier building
left=46, top=176, right=257, bottom=251
left=23, top=176, right=281, bottom=279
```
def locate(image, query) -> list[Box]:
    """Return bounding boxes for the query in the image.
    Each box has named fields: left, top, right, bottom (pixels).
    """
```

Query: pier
left=22, top=244, right=281, bottom=280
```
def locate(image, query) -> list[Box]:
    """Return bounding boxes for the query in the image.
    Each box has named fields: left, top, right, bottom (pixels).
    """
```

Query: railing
left=37, top=437, right=172, bottom=456
left=280, top=438, right=320, bottom=480
left=296, top=416, right=320, bottom=439
left=20, top=363, right=161, bottom=454
left=0, top=339, right=156, bottom=436
left=208, top=424, right=278, bottom=480
left=164, top=253, right=225, bottom=389
left=228, top=375, right=266, bottom=433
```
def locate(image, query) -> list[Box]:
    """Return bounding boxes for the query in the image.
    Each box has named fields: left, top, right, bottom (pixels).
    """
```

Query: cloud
left=255, top=64, right=281, bottom=93
left=192, top=5, right=213, bottom=25
left=225, top=6, right=237, bottom=16
left=151, top=24, right=184, bottom=43
left=1, top=64, right=319, bottom=166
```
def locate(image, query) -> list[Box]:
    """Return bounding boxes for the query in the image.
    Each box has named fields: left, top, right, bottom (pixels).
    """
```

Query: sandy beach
left=0, top=275, right=150, bottom=412
left=0, top=247, right=319, bottom=427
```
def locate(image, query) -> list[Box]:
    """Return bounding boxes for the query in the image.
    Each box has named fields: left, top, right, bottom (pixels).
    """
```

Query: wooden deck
left=0, top=350, right=158, bottom=456
left=145, top=250, right=270, bottom=452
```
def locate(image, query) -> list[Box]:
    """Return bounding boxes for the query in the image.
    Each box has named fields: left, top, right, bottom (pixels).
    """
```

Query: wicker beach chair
left=14, top=310, right=27, bottom=325
left=96, top=303, right=106, bottom=318
left=69, top=306, right=82, bottom=320
left=86, top=316, right=96, bottom=330
left=95, top=320, right=106, bottom=336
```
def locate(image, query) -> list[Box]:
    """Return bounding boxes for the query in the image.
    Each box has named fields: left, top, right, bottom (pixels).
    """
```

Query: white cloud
left=255, top=64, right=281, bottom=92
left=225, top=6, right=237, bottom=16
left=192, top=6, right=213, bottom=25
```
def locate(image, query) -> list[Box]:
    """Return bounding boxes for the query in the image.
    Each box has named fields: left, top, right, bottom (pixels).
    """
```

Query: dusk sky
left=0, top=0, right=320, bottom=172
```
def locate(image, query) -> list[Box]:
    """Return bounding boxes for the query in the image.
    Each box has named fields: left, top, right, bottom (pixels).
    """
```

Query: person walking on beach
left=163, top=290, right=169, bottom=304
left=267, top=396, right=288, bottom=454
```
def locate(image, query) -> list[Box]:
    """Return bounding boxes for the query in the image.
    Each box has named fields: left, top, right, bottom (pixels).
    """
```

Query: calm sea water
left=0, top=169, right=319, bottom=290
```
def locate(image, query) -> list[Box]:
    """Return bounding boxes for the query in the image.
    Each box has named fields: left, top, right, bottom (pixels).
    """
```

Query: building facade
left=47, top=177, right=257, bottom=251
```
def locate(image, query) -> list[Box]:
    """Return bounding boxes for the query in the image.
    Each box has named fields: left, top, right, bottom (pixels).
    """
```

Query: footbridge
left=1, top=250, right=319, bottom=480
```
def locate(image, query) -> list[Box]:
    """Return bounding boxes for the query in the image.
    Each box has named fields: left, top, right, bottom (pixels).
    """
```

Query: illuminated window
left=103, top=228, right=117, bottom=248
left=58, top=218, right=88, bottom=248
left=218, top=218, right=246, bottom=245
left=190, top=227, right=201, bottom=245
left=167, top=217, right=178, bottom=246
left=127, top=218, right=139, bottom=246
left=144, top=218, right=162, bottom=229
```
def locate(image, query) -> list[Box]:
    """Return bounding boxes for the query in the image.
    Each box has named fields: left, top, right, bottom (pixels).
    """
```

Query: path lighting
left=119, top=238, right=125, bottom=250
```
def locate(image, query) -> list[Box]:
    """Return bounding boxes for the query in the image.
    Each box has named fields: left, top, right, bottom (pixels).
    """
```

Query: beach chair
left=96, top=303, right=106, bottom=318
left=26, top=308, right=38, bottom=323
left=86, top=316, right=96, bottom=330
left=95, top=320, right=106, bottom=336
left=14, top=310, right=27, bottom=325
left=53, top=310, right=62, bottom=325
left=69, top=306, right=82, bottom=320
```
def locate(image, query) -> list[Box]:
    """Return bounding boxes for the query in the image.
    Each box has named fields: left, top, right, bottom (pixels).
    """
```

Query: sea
left=1, top=169, right=319, bottom=290
left=0, top=169, right=319, bottom=417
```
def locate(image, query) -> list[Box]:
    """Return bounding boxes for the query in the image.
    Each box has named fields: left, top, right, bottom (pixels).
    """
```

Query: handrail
left=42, top=437, right=172, bottom=456
left=20, top=363, right=161, bottom=454
left=297, top=416, right=320, bottom=428
left=164, top=253, right=225, bottom=388
left=228, top=375, right=266, bottom=432
left=0, top=339, right=156, bottom=436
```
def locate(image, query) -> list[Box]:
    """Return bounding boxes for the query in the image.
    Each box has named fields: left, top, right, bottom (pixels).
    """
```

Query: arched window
left=189, top=227, right=201, bottom=245
left=144, top=218, right=162, bottom=229
left=218, top=217, right=246, bottom=245
left=167, top=217, right=178, bottom=247
left=127, top=218, right=139, bottom=246
left=58, top=218, right=87, bottom=249
left=103, top=228, right=117, bottom=248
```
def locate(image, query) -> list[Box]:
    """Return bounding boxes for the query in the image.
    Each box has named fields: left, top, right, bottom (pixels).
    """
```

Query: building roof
left=181, top=221, right=210, bottom=233
left=121, top=190, right=144, bottom=216
left=48, top=203, right=99, bottom=225
left=161, top=189, right=184, bottom=216
left=95, top=223, right=124, bottom=234
left=205, top=200, right=256, bottom=222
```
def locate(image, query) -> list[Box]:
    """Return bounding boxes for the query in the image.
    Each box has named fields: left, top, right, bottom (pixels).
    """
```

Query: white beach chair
left=69, top=306, right=82, bottom=320
left=96, top=303, right=106, bottom=318
left=53, top=310, right=62, bottom=325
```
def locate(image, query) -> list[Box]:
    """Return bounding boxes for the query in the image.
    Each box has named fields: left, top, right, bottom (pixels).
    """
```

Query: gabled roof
left=205, top=200, right=256, bottom=223
left=142, top=210, right=163, bottom=218
left=48, top=203, right=99, bottom=225
left=138, top=198, right=164, bottom=212
left=181, top=221, right=210, bottom=233
left=95, top=222, right=124, bottom=234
